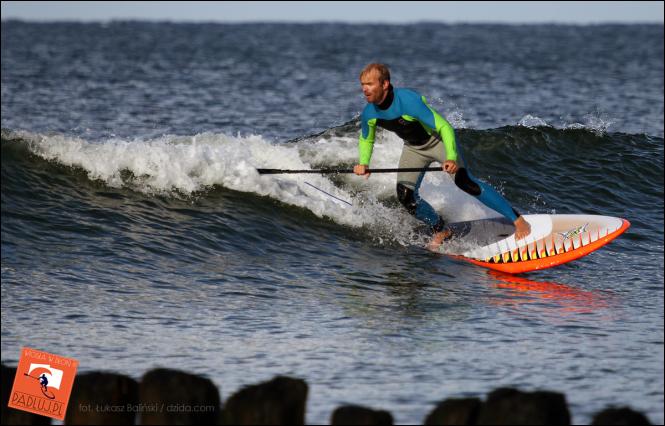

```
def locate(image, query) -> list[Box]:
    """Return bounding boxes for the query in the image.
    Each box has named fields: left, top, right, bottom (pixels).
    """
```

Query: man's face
left=360, top=70, right=389, bottom=104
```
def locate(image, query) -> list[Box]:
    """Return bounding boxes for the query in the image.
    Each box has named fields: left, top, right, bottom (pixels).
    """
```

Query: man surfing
left=354, top=63, right=531, bottom=251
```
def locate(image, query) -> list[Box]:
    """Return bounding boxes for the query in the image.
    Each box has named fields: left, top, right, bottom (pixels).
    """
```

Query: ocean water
left=1, top=21, right=663, bottom=424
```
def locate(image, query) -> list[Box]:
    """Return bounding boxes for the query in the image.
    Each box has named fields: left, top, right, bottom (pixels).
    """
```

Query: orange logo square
left=7, top=347, right=78, bottom=421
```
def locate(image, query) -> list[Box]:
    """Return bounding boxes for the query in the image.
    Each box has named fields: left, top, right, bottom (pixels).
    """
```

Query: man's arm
left=358, top=116, right=377, bottom=166
left=420, top=96, right=458, bottom=162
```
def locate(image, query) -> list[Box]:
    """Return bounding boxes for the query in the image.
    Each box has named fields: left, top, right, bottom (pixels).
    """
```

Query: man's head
left=360, top=63, right=391, bottom=104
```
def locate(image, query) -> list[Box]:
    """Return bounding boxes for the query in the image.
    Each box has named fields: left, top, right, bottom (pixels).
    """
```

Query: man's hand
left=443, top=160, right=458, bottom=174
left=354, top=164, right=371, bottom=179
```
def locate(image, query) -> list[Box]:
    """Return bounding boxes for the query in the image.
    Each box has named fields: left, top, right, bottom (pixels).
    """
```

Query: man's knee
left=454, top=168, right=482, bottom=196
left=396, top=183, right=417, bottom=215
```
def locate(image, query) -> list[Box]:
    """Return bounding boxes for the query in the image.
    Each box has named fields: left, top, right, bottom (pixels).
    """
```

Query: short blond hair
left=360, top=63, right=391, bottom=83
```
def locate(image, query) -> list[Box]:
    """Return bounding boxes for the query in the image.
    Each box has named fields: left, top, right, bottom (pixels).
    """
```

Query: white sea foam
left=517, top=112, right=614, bottom=135
left=518, top=114, right=549, bottom=128
left=14, top=129, right=498, bottom=246
left=563, top=113, right=613, bottom=135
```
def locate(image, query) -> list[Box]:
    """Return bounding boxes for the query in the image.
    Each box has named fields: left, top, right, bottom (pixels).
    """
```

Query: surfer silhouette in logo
left=39, top=373, right=48, bottom=388
left=354, top=63, right=531, bottom=250
left=23, top=371, right=56, bottom=399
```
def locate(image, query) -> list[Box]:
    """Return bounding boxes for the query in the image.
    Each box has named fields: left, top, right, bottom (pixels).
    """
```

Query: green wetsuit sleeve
left=421, top=96, right=458, bottom=162
left=359, top=117, right=377, bottom=165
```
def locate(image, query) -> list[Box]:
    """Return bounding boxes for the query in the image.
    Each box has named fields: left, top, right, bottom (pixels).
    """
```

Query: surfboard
left=439, top=214, right=630, bottom=274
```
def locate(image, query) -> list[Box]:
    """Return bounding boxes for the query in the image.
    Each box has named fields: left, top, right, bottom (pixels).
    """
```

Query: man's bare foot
left=427, top=228, right=453, bottom=252
left=514, top=216, right=531, bottom=241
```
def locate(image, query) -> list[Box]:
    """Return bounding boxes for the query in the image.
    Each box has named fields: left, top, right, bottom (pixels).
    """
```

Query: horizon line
left=3, top=18, right=664, bottom=25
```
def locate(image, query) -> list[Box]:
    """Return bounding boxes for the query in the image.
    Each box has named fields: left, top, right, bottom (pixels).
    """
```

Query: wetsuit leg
left=396, top=137, right=447, bottom=232
left=454, top=167, right=519, bottom=222
left=396, top=175, right=446, bottom=232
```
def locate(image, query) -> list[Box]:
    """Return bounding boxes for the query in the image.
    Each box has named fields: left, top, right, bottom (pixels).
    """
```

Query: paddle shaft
left=257, top=167, right=443, bottom=175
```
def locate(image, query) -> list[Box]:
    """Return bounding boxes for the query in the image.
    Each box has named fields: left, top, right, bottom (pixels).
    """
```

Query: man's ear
left=382, top=80, right=390, bottom=90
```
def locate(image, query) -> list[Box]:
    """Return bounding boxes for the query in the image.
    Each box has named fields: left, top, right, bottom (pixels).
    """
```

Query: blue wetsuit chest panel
left=362, top=87, right=435, bottom=145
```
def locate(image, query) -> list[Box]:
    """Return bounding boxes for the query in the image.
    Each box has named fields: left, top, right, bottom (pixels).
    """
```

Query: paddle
left=257, top=167, right=443, bottom=175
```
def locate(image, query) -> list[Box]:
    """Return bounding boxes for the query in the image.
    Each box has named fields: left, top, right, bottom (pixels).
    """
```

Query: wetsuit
left=359, top=85, right=519, bottom=231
